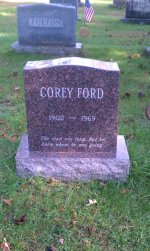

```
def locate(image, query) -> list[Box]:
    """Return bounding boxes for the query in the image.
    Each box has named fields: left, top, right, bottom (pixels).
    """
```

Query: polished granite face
left=24, top=57, right=120, bottom=158
left=17, top=3, right=76, bottom=46
left=125, top=0, right=150, bottom=19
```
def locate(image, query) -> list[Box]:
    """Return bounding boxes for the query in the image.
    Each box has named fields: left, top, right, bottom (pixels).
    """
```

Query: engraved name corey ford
left=40, top=87, right=104, bottom=99
left=29, top=18, right=63, bottom=28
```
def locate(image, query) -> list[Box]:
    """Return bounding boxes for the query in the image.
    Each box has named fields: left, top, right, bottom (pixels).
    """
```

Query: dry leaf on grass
left=128, top=53, right=140, bottom=59
left=2, top=199, right=13, bottom=206
left=0, top=238, right=11, bottom=251
left=47, top=178, right=59, bottom=185
left=59, top=238, right=64, bottom=245
left=44, top=246, right=56, bottom=251
left=0, top=129, right=7, bottom=139
left=120, top=189, right=129, bottom=195
left=13, top=214, right=26, bottom=225
left=71, top=211, right=77, bottom=221
left=86, top=199, right=97, bottom=206
left=9, top=136, right=17, bottom=142
left=122, top=92, right=131, bottom=99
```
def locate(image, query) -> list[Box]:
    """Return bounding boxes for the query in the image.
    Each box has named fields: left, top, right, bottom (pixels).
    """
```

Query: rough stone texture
left=50, top=0, right=78, bottom=19
left=122, top=0, right=150, bottom=23
left=16, top=134, right=130, bottom=182
left=24, top=57, right=120, bottom=158
left=11, top=41, right=83, bottom=56
left=17, top=3, right=76, bottom=46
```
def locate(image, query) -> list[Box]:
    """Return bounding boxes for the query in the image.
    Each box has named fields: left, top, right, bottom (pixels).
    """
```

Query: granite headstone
left=11, top=3, right=82, bottom=55
left=16, top=57, right=130, bottom=182
left=122, top=0, right=150, bottom=23
left=50, top=0, right=78, bottom=19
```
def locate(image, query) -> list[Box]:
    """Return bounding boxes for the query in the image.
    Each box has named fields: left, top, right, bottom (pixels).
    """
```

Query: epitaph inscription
left=24, top=57, right=120, bottom=158
left=17, top=3, right=76, bottom=46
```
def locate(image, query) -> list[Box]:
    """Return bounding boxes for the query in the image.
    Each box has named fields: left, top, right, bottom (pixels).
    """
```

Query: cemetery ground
left=0, top=0, right=150, bottom=250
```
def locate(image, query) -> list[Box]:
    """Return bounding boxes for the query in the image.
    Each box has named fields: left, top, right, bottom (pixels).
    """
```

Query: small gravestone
left=50, top=0, right=78, bottom=19
left=122, top=0, right=150, bottom=23
left=16, top=57, right=130, bottom=182
left=11, top=3, right=82, bottom=55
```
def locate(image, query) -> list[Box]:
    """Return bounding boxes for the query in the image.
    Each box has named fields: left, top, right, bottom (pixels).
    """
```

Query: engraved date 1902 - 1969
left=48, top=115, right=96, bottom=122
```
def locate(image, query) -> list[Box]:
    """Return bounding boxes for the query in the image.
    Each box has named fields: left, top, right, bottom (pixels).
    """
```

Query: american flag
left=84, top=0, right=94, bottom=22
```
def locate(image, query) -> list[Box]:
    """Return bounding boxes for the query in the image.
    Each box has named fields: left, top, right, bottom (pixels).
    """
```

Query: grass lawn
left=0, top=0, right=150, bottom=250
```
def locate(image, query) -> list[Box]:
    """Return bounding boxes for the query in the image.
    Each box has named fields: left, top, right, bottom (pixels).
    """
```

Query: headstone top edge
left=17, top=3, right=75, bottom=9
left=24, top=57, right=120, bottom=72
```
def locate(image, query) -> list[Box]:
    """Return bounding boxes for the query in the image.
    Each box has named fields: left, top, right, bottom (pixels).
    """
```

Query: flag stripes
left=84, top=0, right=94, bottom=22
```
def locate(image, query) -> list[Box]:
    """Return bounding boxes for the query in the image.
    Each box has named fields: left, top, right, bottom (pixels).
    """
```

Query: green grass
left=0, top=0, right=150, bottom=250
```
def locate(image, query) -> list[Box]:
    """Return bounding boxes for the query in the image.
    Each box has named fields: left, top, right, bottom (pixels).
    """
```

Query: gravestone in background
left=121, top=0, right=150, bottom=23
left=78, top=0, right=83, bottom=7
left=16, top=57, right=130, bottom=182
left=11, top=3, right=82, bottom=55
left=50, top=0, right=78, bottom=19
left=113, top=0, right=126, bottom=8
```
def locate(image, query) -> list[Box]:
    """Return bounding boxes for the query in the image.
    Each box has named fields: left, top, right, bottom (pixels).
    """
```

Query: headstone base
left=11, top=41, right=83, bottom=56
left=121, top=18, right=150, bottom=24
left=16, top=134, right=130, bottom=182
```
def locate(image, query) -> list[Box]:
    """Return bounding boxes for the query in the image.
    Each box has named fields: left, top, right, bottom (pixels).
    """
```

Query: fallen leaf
left=0, top=129, right=7, bottom=139
left=59, top=238, right=64, bottom=245
left=83, top=239, right=91, bottom=246
left=128, top=53, right=140, bottom=59
left=86, top=226, right=97, bottom=233
left=47, top=178, right=59, bottom=185
left=120, top=189, right=129, bottom=195
left=58, top=207, right=64, bottom=212
left=9, top=136, right=17, bottom=142
left=122, top=92, right=131, bottom=99
left=71, top=211, right=77, bottom=221
left=0, top=119, right=6, bottom=125
left=45, top=246, right=56, bottom=251
left=86, top=199, right=97, bottom=206
left=0, top=238, right=11, bottom=251
left=2, top=199, right=13, bottom=206
left=13, top=214, right=26, bottom=225
left=13, top=86, right=20, bottom=97
left=12, top=71, right=18, bottom=77
left=138, top=92, right=145, bottom=98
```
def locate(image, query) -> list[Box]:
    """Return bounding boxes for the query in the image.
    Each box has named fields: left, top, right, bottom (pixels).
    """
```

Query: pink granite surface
left=24, top=57, right=120, bottom=158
